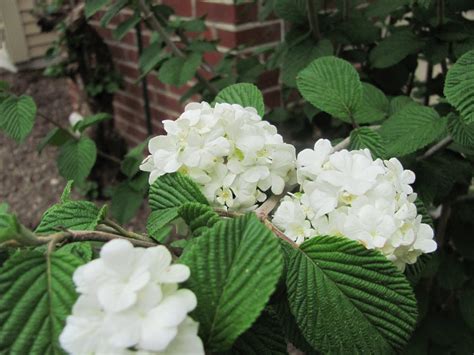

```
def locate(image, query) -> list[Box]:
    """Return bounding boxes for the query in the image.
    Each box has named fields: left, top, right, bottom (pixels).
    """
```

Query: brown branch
left=263, top=219, right=299, bottom=248
left=137, top=0, right=218, bottom=95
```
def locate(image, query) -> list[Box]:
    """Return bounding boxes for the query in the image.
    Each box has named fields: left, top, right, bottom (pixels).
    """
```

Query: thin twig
left=417, top=136, right=453, bottom=161
left=37, top=230, right=157, bottom=248
left=137, top=0, right=218, bottom=95
left=103, top=218, right=154, bottom=242
left=307, top=0, right=321, bottom=42
left=263, top=219, right=299, bottom=247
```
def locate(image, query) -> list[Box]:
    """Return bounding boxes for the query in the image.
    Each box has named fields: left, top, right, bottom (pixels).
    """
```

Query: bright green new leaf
left=297, top=56, right=363, bottom=122
left=349, top=127, right=386, bottom=159
left=281, top=39, right=333, bottom=88
left=369, top=30, right=424, bottom=69
left=0, top=95, right=36, bottom=142
left=0, top=250, right=86, bottom=353
left=379, top=104, right=447, bottom=157
left=57, top=137, right=97, bottom=182
left=286, top=236, right=418, bottom=353
left=444, top=49, right=474, bottom=124
left=36, top=200, right=106, bottom=235
left=158, top=53, right=202, bottom=87
left=215, top=83, right=265, bottom=117
left=148, top=172, right=208, bottom=211
left=353, top=83, right=389, bottom=123
left=84, top=0, right=109, bottom=18
left=180, top=213, right=283, bottom=351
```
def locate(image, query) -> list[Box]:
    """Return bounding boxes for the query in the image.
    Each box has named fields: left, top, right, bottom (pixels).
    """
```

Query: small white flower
left=141, top=102, right=296, bottom=211
left=272, top=139, right=437, bottom=269
left=60, top=239, right=204, bottom=355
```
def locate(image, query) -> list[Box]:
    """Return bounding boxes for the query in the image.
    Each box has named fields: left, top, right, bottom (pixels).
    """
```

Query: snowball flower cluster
left=272, top=139, right=437, bottom=270
left=60, top=239, right=204, bottom=354
left=140, top=102, right=296, bottom=210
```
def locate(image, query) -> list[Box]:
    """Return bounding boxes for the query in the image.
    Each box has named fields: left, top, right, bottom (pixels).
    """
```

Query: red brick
left=203, top=51, right=223, bottom=66
left=258, top=69, right=279, bottom=89
left=116, top=61, right=140, bottom=80
left=217, top=23, right=282, bottom=48
left=162, top=0, right=193, bottom=17
left=149, top=91, right=184, bottom=114
left=196, top=1, right=258, bottom=24
left=264, top=89, right=282, bottom=108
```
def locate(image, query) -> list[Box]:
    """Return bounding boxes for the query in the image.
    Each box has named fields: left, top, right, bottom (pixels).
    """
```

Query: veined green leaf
left=0, top=95, right=36, bottom=142
left=181, top=213, right=283, bottom=351
left=353, top=83, right=389, bottom=123
left=444, top=49, right=474, bottom=124
left=0, top=250, right=86, bottom=353
left=158, top=53, right=202, bottom=87
left=286, top=236, right=418, bottom=353
left=178, top=202, right=220, bottom=237
left=215, top=83, right=265, bottom=117
left=349, top=127, right=386, bottom=159
left=379, top=104, right=447, bottom=157
left=297, top=56, right=363, bottom=122
left=100, top=0, right=128, bottom=26
left=73, top=113, right=111, bottom=133
left=85, top=0, right=108, bottom=18
left=57, top=137, right=97, bottom=182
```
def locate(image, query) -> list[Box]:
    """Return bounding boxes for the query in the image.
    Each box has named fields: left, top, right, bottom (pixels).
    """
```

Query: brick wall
left=85, top=0, right=284, bottom=146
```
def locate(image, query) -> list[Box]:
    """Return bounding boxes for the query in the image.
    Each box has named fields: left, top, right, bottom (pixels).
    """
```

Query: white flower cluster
left=60, top=239, right=204, bottom=354
left=272, top=139, right=437, bottom=270
left=140, top=102, right=296, bottom=211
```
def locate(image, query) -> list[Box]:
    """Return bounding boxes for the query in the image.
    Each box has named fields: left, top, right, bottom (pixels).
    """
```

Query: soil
left=0, top=70, right=149, bottom=231
left=0, top=70, right=73, bottom=229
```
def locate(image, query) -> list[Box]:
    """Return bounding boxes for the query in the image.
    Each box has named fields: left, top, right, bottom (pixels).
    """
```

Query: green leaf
left=37, top=128, right=71, bottom=153
left=36, top=200, right=106, bottom=234
left=444, top=49, right=474, bottom=124
left=459, top=289, right=474, bottom=331
left=0, top=250, right=85, bottom=353
left=297, top=56, right=363, bottom=122
left=220, top=309, right=287, bottom=355
left=447, top=113, right=474, bottom=147
left=100, top=0, right=128, bottom=26
left=365, top=0, right=409, bottom=17
left=85, top=0, right=108, bottom=17
left=181, top=214, right=283, bottom=351
left=148, top=172, right=208, bottom=211
left=337, top=18, right=379, bottom=45
left=139, top=42, right=167, bottom=78
left=110, top=181, right=146, bottom=224
left=215, top=83, right=265, bottom=117
left=57, top=137, right=97, bottom=182
left=353, top=83, right=389, bottom=123
left=113, top=13, right=141, bottom=40
left=60, top=180, right=74, bottom=203
left=120, top=140, right=148, bottom=178
left=73, top=113, right=111, bottom=133
left=158, top=53, right=202, bottom=87
left=146, top=209, right=178, bottom=242
left=0, top=95, right=36, bottom=142
left=58, top=242, right=93, bottom=263
left=379, top=104, right=447, bottom=157
left=389, top=95, right=416, bottom=115
left=349, top=127, right=386, bottom=159
left=178, top=202, right=220, bottom=237
left=281, top=38, right=333, bottom=88
left=0, top=210, right=20, bottom=243
left=273, top=0, right=308, bottom=24
left=369, top=30, right=424, bottom=69
left=286, top=236, right=418, bottom=353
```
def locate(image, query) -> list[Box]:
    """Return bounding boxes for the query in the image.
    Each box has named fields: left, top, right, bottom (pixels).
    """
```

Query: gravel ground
left=0, top=70, right=73, bottom=229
